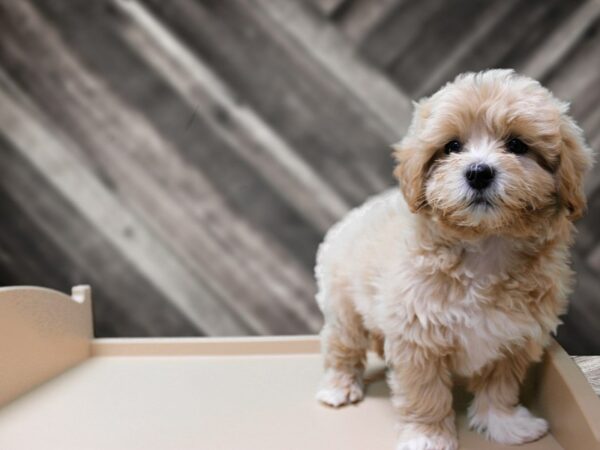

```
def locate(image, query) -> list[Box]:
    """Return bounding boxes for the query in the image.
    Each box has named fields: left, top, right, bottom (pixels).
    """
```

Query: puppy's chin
left=426, top=192, right=559, bottom=239
left=429, top=196, right=506, bottom=235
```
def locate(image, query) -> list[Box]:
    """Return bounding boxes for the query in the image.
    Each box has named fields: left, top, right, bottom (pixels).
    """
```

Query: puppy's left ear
left=557, top=114, right=593, bottom=221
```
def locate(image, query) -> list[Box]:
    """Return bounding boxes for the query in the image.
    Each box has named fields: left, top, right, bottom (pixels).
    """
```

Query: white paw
left=396, top=421, right=458, bottom=450
left=396, top=434, right=458, bottom=450
left=316, top=370, right=364, bottom=407
left=470, top=405, right=548, bottom=445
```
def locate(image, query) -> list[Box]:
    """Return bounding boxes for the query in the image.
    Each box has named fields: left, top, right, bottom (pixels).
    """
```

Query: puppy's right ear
left=393, top=99, right=431, bottom=213
left=557, top=113, right=593, bottom=221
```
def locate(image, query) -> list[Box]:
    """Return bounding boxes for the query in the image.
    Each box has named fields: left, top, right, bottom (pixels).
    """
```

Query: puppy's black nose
left=465, top=163, right=495, bottom=190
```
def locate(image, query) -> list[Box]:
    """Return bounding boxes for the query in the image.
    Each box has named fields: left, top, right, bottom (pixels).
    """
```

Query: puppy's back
left=315, top=188, right=411, bottom=312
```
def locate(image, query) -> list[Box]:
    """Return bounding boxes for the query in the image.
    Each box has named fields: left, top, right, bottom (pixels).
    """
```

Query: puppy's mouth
left=468, top=194, right=494, bottom=208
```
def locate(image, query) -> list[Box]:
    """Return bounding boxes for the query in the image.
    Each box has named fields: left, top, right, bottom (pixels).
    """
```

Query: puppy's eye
left=506, top=138, right=528, bottom=155
left=444, top=140, right=462, bottom=155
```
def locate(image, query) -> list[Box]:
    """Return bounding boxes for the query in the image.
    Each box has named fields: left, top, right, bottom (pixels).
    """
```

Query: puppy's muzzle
left=465, top=163, right=495, bottom=190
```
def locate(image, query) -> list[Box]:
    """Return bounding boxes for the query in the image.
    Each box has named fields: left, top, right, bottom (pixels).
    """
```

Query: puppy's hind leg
left=316, top=296, right=368, bottom=407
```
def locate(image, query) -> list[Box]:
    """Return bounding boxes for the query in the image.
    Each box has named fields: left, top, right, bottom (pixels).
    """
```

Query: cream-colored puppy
left=315, top=70, right=592, bottom=450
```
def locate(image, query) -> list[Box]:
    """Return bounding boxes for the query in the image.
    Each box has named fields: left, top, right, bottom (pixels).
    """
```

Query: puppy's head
left=393, top=69, right=593, bottom=236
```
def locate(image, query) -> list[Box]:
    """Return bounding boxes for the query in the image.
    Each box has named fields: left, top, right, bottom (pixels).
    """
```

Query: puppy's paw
left=396, top=422, right=458, bottom=450
left=316, top=370, right=364, bottom=407
left=470, top=405, right=548, bottom=445
left=395, top=433, right=458, bottom=450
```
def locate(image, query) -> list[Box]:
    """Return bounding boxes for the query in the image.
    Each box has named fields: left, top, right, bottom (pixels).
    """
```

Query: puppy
left=315, top=69, right=592, bottom=450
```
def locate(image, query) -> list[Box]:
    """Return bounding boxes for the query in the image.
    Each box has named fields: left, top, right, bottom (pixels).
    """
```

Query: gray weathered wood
left=254, top=0, right=413, bottom=138
left=359, top=0, right=442, bottom=70
left=0, top=0, right=598, bottom=351
left=335, top=0, right=404, bottom=44
left=115, top=0, right=350, bottom=233
left=0, top=0, right=322, bottom=335
left=309, top=0, right=348, bottom=17
left=0, top=70, right=244, bottom=335
left=574, top=357, right=600, bottom=396
left=0, top=133, right=199, bottom=337
left=520, top=0, right=600, bottom=80
left=413, top=1, right=515, bottom=97
left=143, top=0, right=394, bottom=201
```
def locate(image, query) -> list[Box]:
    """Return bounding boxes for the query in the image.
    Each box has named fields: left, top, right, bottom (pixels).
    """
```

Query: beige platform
left=0, top=286, right=599, bottom=449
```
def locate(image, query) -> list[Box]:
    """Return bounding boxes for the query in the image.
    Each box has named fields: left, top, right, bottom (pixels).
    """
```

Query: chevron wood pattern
left=0, top=0, right=598, bottom=353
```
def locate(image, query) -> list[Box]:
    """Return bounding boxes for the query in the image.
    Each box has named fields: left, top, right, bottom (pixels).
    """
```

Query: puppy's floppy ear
left=393, top=99, right=431, bottom=213
left=557, top=113, right=593, bottom=221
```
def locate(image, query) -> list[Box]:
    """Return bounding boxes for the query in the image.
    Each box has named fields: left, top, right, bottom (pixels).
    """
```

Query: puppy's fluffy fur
left=315, top=70, right=593, bottom=450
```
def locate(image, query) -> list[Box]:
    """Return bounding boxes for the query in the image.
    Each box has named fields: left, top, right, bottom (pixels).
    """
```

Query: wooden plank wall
left=0, top=0, right=598, bottom=353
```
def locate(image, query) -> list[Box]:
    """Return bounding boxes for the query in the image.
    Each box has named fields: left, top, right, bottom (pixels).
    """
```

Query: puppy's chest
left=447, top=302, right=539, bottom=376
left=401, top=239, right=540, bottom=375
left=451, top=289, right=543, bottom=377
left=457, top=236, right=513, bottom=280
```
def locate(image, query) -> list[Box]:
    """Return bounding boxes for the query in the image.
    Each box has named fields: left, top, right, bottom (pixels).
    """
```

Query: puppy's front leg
left=316, top=322, right=368, bottom=407
left=386, top=340, right=457, bottom=450
left=468, top=345, right=548, bottom=445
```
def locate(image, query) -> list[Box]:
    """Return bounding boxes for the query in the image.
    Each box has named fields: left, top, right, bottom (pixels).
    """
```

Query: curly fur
left=315, top=70, right=593, bottom=450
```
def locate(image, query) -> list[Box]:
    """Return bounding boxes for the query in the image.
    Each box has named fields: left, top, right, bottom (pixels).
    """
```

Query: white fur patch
left=469, top=405, right=548, bottom=445
left=316, top=370, right=364, bottom=407
left=395, top=422, right=458, bottom=450
left=395, top=433, right=458, bottom=450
